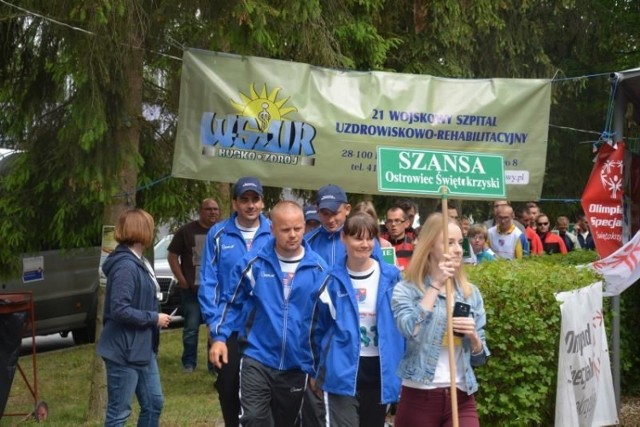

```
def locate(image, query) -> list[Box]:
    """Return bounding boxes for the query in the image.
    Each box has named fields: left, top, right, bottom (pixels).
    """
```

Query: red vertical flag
left=581, top=142, right=625, bottom=258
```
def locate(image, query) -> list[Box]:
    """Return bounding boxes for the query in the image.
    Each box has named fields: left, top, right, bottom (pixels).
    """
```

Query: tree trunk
left=86, top=11, right=144, bottom=422
left=217, top=182, right=232, bottom=217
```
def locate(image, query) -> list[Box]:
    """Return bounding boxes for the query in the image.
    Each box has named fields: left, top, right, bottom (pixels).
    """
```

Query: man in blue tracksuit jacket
left=305, top=184, right=384, bottom=269
left=199, top=176, right=271, bottom=427
left=210, top=201, right=329, bottom=427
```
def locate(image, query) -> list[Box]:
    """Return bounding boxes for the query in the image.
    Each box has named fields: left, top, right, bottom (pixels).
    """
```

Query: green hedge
left=466, top=251, right=602, bottom=425
left=619, top=275, right=640, bottom=394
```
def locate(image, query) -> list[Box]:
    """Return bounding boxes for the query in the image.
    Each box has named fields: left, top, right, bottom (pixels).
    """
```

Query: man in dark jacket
left=168, top=198, right=219, bottom=373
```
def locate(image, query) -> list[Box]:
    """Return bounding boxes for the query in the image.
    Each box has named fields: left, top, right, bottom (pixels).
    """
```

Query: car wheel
left=72, top=320, right=96, bottom=345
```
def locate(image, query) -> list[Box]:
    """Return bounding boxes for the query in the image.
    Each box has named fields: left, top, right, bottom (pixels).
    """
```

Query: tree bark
left=86, top=8, right=144, bottom=422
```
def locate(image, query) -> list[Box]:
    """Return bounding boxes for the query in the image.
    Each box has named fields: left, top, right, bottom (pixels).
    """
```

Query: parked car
left=0, top=149, right=100, bottom=344
left=1, top=248, right=101, bottom=345
left=153, top=234, right=182, bottom=316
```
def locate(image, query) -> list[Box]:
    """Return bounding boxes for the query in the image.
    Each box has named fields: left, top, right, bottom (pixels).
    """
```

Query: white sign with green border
left=377, top=146, right=505, bottom=199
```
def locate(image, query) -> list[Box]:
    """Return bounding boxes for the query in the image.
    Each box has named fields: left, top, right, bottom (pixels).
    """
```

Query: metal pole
left=610, top=71, right=625, bottom=410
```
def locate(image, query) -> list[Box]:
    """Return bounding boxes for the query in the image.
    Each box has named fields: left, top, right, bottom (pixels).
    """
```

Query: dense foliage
left=466, top=251, right=617, bottom=425
left=0, top=0, right=639, bottom=275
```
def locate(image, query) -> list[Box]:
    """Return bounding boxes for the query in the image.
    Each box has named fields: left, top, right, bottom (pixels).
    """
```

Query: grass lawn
left=1, top=326, right=222, bottom=426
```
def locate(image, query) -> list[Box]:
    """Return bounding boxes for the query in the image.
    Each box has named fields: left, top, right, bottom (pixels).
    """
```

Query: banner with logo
left=172, top=50, right=551, bottom=200
left=587, top=229, right=640, bottom=296
left=555, top=282, right=618, bottom=427
left=581, top=142, right=625, bottom=258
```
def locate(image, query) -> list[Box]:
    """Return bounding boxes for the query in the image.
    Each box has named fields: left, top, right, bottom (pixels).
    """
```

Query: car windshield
left=154, top=235, right=172, bottom=260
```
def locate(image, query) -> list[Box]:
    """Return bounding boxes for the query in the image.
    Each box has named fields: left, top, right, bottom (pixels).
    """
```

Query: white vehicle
left=153, top=234, right=180, bottom=315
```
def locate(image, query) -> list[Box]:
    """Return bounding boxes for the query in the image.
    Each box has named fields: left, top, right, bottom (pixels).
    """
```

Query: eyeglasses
left=385, top=219, right=407, bottom=225
left=537, top=222, right=549, bottom=226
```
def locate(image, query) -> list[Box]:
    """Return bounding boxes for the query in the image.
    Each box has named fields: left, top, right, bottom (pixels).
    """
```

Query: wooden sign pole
left=440, top=192, right=459, bottom=427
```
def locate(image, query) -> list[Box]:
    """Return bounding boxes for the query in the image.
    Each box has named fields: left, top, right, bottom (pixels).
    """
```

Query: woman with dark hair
left=391, top=213, right=489, bottom=427
left=352, top=200, right=392, bottom=248
left=97, top=209, right=172, bottom=426
left=312, top=212, right=404, bottom=427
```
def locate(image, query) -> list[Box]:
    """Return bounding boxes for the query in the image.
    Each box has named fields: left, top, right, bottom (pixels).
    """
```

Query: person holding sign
left=391, top=213, right=489, bottom=427
left=311, top=212, right=403, bottom=427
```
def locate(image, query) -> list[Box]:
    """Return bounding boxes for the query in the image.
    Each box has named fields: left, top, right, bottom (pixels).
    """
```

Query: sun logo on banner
left=231, top=83, right=297, bottom=132
left=200, top=82, right=317, bottom=163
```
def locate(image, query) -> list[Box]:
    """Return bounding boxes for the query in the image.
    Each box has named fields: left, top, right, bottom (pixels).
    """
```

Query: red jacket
left=538, top=232, right=567, bottom=254
left=524, top=226, right=544, bottom=255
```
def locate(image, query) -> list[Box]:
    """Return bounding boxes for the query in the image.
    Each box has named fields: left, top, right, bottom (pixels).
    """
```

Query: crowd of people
left=471, top=199, right=594, bottom=263
left=96, top=180, right=594, bottom=426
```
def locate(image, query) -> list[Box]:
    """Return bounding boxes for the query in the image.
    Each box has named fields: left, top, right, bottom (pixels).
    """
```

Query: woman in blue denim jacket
left=391, top=213, right=489, bottom=427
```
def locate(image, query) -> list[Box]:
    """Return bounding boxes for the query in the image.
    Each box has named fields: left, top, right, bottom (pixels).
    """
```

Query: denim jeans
left=181, top=290, right=202, bottom=368
left=104, top=355, right=164, bottom=427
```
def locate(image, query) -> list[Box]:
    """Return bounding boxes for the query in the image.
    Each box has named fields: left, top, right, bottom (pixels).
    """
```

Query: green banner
left=377, top=147, right=505, bottom=199
left=173, top=49, right=551, bottom=200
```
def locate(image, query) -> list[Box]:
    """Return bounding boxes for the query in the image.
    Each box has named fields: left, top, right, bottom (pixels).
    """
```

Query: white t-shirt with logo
left=348, top=261, right=381, bottom=357
left=277, top=249, right=303, bottom=301
left=236, top=219, right=259, bottom=250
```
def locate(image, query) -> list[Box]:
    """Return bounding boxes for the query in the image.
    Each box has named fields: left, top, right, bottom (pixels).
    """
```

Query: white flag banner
left=555, top=282, right=618, bottom=427
left=586, top=230, right=640, bottom=296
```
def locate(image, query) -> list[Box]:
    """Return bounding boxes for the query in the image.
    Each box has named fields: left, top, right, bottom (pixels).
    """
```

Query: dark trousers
left=239, top=356, right=307, bottom=427
left=215, top=332, right=241, bottom=427
left=301, top=385, right=326, bottom=427
left=326, top=388, right=387, bottom=427
left=181, top=290, right=202, bottom=368
left=394, top=386, right=479, bottom=427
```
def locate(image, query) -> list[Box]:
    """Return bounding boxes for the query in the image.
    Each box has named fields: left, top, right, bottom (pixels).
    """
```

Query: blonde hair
left=114, top=209, right=155, bottom=248
left=404, top=212, right=471, bottom=298
left=353, top=200, right=380, bottom=224
left=467, top=224, right=488, bottom=240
